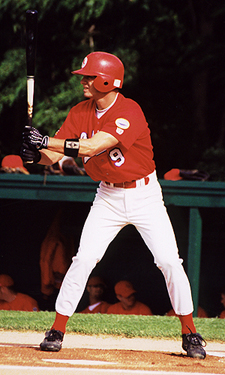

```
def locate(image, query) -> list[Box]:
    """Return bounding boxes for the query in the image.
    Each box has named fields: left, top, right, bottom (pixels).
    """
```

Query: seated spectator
left=0, top=274, right=39, bottom=311
left=219, top=288, right=225, bottom=318
left=107, top=280, right=152, bottom=315
left=0, top=155, right=29, bottom=174
left=80, top=276, right=111, bottom=313
left=166, top=306, right=208, bottom=318
left=40, top=209, right=75, bottom=304
left=44, top=156, right=86, bottom=176
left=58, top=156, right=86, bottom=175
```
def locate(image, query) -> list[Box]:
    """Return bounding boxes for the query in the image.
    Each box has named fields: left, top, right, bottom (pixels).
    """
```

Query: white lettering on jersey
left=84, top=156, right=91, bottom=163
left=109, top=148, right=125, bottom=167
left=116, top=128, right=124, bottom=135
left=80, top=132, right=88, bottom=139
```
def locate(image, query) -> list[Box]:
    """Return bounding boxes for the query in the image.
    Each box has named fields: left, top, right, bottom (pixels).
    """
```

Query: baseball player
left=107, top=280, right=153, bottom=315
left=219, top=287, right=225, bottom=318
left=21, top=51, right=206, bottom=358
left=0, top=274, right=39, bottom=311
left=79, top=276, right=111, bottom=314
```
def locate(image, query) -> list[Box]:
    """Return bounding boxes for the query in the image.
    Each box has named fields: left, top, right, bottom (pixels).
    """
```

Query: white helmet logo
left=81, top=57, right=88, bottom=68
left=114, top=79, right=121, bottom=88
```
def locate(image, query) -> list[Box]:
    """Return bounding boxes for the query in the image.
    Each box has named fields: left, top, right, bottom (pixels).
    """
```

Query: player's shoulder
left=136, top=300, right=152, bottom=312
left=219, top=309, right=225, bottom=319
left=16, top=292, right=37, bottom=304
left=118, top=93, right=140, bottom=107
left=116, top=94, right=144, bottom=117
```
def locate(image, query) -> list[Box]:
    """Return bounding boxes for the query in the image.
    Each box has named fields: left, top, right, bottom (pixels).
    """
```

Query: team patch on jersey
left=116, top=128, right=124, bottom=135
left=115, top=118, right=130, bottom=130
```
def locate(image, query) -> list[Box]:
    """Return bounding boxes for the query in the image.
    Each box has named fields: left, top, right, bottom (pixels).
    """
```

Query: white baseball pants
left=56, top=170, right=193, bottom=317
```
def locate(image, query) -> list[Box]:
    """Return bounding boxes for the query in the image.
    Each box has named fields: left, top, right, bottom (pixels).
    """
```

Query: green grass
left=0, top=311, right=225, bottom=342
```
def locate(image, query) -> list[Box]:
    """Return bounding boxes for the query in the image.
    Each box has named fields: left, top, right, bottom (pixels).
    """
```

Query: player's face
left=80, top=75, right=98, bottom=98
left=117, top=293, right=136, bottom=310
left=88, top=284, right=104, bottom=299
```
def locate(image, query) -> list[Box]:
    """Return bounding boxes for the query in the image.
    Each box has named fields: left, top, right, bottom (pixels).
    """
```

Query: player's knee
left=156, top=256, right=183, bottom=272
left=72, top=252, right=99, bottom=267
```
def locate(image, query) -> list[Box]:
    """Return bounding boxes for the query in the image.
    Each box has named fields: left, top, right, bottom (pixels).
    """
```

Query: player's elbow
left=85, top=145, right=97, bottom=157
left=79, top=139, right=104, bottom=157
left=79, top=133, right=118, bottom=157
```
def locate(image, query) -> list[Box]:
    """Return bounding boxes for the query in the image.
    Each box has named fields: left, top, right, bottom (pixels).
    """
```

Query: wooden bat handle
left=27, top=77, right=35, bottom=127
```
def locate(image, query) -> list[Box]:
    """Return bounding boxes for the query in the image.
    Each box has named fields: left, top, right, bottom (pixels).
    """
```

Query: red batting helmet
left=72, top=51, right=124, bottom=92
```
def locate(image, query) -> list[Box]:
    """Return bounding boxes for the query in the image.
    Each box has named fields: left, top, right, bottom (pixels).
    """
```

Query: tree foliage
left=0, top=0, right=225, bottom=178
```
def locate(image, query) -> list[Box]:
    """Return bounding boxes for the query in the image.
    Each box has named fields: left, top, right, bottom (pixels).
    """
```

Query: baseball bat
left=26, top=10, right=38, bottom=127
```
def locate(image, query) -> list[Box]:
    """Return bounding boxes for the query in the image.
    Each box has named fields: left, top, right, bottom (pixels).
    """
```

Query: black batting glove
left=22, top=126, right=49, bottom=149
left=20, top=142, right=41, bottom=163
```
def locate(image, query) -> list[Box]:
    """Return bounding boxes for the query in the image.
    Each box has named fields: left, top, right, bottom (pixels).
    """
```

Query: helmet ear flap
left=93, top=75, right=115, bottom=92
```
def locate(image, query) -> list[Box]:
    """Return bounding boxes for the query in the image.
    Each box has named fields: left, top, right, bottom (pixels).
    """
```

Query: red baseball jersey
left=106, top=300, right=152, bottom=315
left=0, top=293, right=39, bottom=311
left=80, top=301, right=111, bottom=314
left=55, top=93, right=155, bottom=183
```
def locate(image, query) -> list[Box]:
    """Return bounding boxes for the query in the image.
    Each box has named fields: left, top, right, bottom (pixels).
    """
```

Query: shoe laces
left=47, top=329, right=63, bottom=341
left=186, top=327, right=206, bottom=347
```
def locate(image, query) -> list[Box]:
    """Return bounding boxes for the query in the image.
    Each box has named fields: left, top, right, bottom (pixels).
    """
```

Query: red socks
left=51, top=312, right=69, bottom=334
left=51, top=312, right=196, bottom=336
left=178, top=313, right=196, bottom=335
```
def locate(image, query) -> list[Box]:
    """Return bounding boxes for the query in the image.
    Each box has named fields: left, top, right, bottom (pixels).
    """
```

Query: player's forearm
left=79, top=131, right=118, bottom=157
left=38, top=149, right=63, bottom=165
left=47, top=138, right=65, bottom=154
left=46, top=131, right=118, bottom=158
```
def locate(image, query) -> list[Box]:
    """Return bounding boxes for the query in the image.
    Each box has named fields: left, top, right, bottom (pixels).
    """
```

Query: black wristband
left=64, top=139, right=80, bottom=158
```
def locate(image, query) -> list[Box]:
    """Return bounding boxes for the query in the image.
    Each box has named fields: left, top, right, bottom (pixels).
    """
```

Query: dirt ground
left=0, top=331, right=225, bottom=374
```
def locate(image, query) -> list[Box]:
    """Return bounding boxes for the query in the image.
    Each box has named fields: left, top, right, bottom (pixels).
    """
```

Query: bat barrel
left=26, top=10, right=38, bottom=77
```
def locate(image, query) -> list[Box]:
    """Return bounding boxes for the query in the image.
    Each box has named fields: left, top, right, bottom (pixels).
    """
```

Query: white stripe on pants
left=56, top=170, right=193, bottom=316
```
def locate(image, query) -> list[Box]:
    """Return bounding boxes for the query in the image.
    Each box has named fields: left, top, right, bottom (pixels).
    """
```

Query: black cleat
left=40, top=329, right=64, bottom=352
left=182, top=332, right=206, bottom=359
